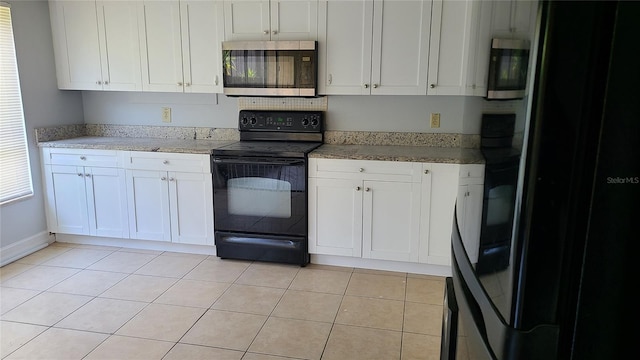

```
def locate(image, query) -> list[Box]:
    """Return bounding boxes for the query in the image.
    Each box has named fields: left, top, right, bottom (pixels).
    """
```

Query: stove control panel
left=239, top=110, right=323, bottom=132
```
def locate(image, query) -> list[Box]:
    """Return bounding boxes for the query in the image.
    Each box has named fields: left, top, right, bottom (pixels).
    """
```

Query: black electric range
left=211, top=110, right=324, bottom=266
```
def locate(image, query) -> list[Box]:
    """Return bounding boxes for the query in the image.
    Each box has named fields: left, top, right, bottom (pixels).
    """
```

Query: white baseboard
left=310, top=254, right=452, bottom=277
left=54, top=234, right=217, bottom=256
left=0, top=231, right=54, bottom=266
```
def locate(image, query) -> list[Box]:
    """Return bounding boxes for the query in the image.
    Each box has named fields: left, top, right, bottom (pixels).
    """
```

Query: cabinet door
left=85, top=167, right=129, bottom=238
left=463, top=0, right=493, bottom=96
left=457, top=183, right=483, bottom=264
left=181, top=0, right=224, bottom=93
left=44, top=165, right=90, bottom=235
left=126, top=170, right=171, bottom=241
left=308, top=178, right=363, bottom=257
left=427, top=0, right=476, bottom=95
left=168, top=172, right=214, bottom=245
left=97, top=1, right=142, bottom=91
left=49, top=0, right=103, bottom=90
left=139, top=0, right=184, bottom=92
left=421, top=163, right=459, bottom=265
left=370, top=0, right=431, bottom=95
left=223, top=0, right=271, bottom=40
left=270, top=0, right=318, bottom=40
left=318, top=0, right=373, bottom=95
left=491, top=0, right=538, bottom=40
left=362, top=180, right=421, bottom=262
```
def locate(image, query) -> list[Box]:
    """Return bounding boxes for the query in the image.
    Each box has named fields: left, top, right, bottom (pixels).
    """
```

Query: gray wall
left=0, top=0, right=84, bottom=248
left=83, top=92, right=489, bottom=134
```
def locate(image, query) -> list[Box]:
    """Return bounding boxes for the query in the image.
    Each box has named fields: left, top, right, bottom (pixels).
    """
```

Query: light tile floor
left=0, top=242, right=445, bottom=360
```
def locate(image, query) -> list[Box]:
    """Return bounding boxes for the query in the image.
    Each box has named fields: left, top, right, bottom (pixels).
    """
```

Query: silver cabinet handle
left=373, top=84, right=379, bottom=88
left=359, top=168, right=364, bottom=172
left=363, top=84, right=369, bottom=89
left=80, top=156, right=86, bottom=160
left=161, top=176, right=167, bottom=181
left=169, top=178, right=175, bottom=182
left=355, top=186, right=361, bottom=191
left=328, top=74, right=332, bottom=84
left=96, top=81, right=102, bottom=85
left=85, top=174, right=91, bottom=177
left=163, top=160, right=169, bottom=165
left=272, top=30, right=278, bottom=35
left=424, top=169, right=429, bottom=174
left=263, top=30, right=269, bottom=34
left=104, top=81, right=109, bottom=85
left=365, top=187, right=371, bottom=192
left=185, top=83, right=191, bottom=87
left=177, top=82, right=183, bottom=86
left=77, top=173, right=83, bottom=177
left=430, top=84, right=435, bottom=89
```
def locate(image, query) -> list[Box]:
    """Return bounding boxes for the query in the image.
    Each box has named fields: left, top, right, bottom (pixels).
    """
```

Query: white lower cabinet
left=309, top=158, right=483, bottom=267
left=42, top=149, right=129, bottom=238
left=456, top=165, right=485, bottom=264
left=419, top=163, right=459, bottom=265
left=41, top=148, right=214, bottom=247
left=308, top=159, right=423, bottom=262
left=124, top=152, right=214, bottom=246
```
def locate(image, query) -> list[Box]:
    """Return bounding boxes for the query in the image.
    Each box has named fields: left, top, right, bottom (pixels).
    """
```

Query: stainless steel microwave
left=222, top=41, right=317, bottom=97
left=486, top=38, right=530, bottom=100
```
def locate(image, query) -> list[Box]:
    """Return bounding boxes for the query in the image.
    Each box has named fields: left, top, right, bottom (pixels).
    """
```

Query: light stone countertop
left=309, top=144, right=485, bottom=164
left=37, top=136, right=235, bottom=154
left=37, top=135, right=485, bottom=164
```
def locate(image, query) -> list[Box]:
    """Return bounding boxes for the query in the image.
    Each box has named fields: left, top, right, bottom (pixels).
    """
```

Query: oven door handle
left=212, top=157, right=305, bottom=166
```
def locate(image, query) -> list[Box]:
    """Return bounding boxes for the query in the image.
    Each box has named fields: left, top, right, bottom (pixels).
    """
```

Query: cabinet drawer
left=124, top=152, right=211, bottom=173
left=42, top=148, right=121, bottom=167
left=310, top=158, right=422, bottom=182
left=459, top=164, right=485, bottom=179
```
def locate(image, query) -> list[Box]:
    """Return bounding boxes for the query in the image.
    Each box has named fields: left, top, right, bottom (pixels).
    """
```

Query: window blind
left=0, top=3, right=33, bottom=205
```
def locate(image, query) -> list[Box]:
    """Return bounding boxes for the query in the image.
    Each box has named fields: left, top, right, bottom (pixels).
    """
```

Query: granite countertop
left=37, top=136, right=235, bottom=154
left=310, top=144, right=485, bottom=164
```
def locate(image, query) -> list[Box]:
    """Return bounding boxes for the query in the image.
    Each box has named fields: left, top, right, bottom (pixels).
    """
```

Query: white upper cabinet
left=318, top=0, right=431, bottom=95
left=49, top=0, right=142, bottom=91
left=490, top=0, right=538, bottom=40
left=224, top=0, right=318, bottom=41
left=427, top=0, right=492, bottom=96
left=181, top=0, right=225, bottom=92
left=138, top=0, right=183, bottom=92
left=138, top=0, right=224, bottom=93
left=317, top=0, right=373, bottom=95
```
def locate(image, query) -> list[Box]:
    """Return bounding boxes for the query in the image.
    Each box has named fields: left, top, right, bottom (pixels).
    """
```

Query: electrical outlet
left=430, top=113, right=440, bottom=128
left=161, top=107, right=171, bottom=123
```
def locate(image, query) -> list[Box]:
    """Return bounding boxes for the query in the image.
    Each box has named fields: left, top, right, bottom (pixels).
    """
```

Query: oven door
left=212, top=156, right=307, bottom=236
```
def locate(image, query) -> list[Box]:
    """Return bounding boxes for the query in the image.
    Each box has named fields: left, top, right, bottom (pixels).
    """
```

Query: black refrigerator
left=442, top=1, right=638, bottom=359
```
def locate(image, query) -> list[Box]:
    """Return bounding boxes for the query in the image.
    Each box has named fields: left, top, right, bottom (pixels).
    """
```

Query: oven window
left=486, top=185, right=515, bottom=226
left=228, top=177, right=291, bottom=218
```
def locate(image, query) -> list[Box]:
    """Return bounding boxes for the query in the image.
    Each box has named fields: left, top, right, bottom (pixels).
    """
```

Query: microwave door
left=276, top=54, right=295, bottom=87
